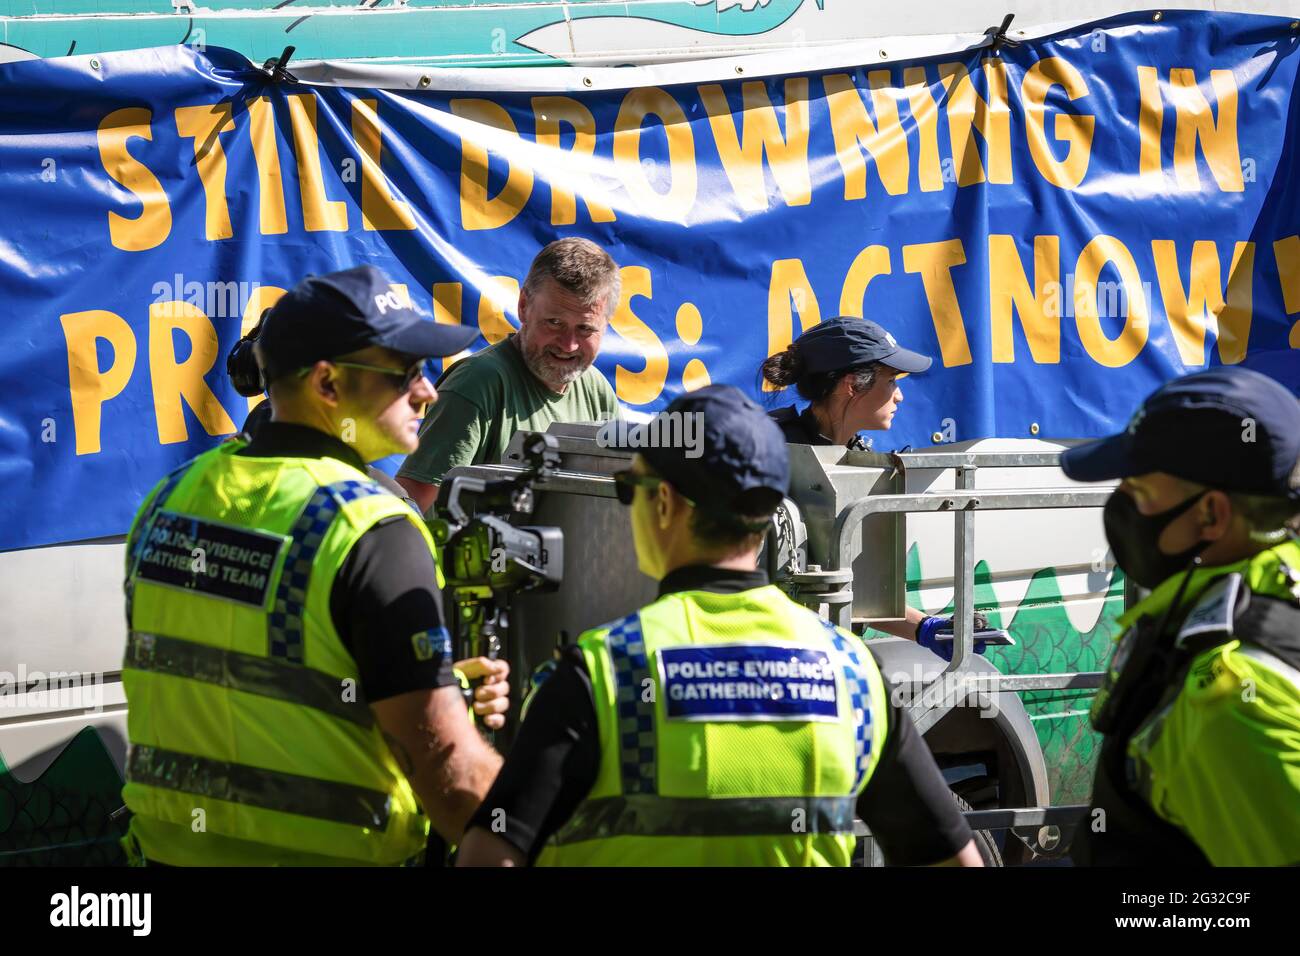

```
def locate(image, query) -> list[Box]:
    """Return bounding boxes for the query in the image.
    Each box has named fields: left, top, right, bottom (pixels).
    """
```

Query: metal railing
left=828, top=449, right=1114, bottom=686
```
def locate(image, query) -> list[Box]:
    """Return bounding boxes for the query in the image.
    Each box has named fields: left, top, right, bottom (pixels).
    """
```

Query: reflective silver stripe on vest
left=553, top=795, right=857, bottom=845
left=1235, top=645, right=1300, bottom=694
left=128, top=744, right=392, bottom=830
left=126, top=631, right=373, bottom=729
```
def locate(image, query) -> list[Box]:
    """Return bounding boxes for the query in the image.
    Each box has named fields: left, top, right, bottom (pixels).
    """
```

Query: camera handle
left=450, top=584, right=503, bottom=727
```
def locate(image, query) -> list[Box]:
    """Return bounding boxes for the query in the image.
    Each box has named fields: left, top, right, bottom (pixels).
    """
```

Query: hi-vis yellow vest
left=537, top=585, right=890, bottom=867
left=121, top=441, right=444, bottom=866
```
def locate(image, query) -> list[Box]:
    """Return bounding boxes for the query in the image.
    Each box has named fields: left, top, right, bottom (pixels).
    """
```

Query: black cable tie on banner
left=263, top=45, right=297, bottom=83
left=982, top=14, right=1020, bottom=55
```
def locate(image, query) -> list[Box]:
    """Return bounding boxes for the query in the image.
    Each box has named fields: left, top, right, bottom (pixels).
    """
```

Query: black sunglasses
left=328, top=360, right=427, bottom=393
left=611, top=470, right=695, bottom=507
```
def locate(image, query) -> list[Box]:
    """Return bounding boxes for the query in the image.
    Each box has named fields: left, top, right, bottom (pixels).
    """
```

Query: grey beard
left=519, top=338, right=589, bottom=389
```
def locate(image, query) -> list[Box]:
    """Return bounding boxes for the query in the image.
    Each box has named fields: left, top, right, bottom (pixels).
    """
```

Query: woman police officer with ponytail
left=761, top=316, right=930, bottom=450
left=759, top=316, right=987, bottom=655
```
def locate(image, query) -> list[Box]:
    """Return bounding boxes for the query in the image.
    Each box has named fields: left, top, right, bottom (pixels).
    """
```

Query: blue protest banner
left=0, top=10, right=1296, bottom=551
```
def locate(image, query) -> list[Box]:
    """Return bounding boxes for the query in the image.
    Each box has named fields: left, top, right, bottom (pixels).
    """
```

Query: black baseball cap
left=257, top=265, right=479, bottom=381
left=795, top=316, right=932, bottom=375
left=1061, top=367, right=1300, bottom=500
left=634, top=385, right=789, bottom=516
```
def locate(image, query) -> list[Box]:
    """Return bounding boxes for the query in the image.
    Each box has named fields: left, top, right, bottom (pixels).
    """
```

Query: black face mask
left=1104, top=489, right=1210, bottom=590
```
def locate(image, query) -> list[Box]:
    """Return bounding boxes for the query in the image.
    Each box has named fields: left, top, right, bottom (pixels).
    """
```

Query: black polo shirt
left=769, top=405, right=870, bottom=451
left=467, top=564, right=973, bottom=865
left=237, top=421, right=455, bottom=701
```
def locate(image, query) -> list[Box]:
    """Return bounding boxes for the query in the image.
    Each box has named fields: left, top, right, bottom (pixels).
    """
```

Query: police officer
left=1062, top=367, right=1300, bottom=866
left=121, top=266, right=509, bottom=866
left=761, top=316, right=931, bottom=450
left=456, top=385, right=981, bottom=866
left=762, top=316, right=983, bottom=656
left=227, top=315, right=419, bottom=508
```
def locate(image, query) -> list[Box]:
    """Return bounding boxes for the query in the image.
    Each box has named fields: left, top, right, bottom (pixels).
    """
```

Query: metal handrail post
left=949, top=465, right=977, bottom=672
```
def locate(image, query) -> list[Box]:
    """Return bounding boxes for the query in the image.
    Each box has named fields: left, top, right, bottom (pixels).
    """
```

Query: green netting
left=0, top=728, right=128, bottom=867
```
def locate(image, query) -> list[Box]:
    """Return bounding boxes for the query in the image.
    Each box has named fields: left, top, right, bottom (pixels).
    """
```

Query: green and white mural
left=2, top=0, right=834, bottom=66
left=896, top=547, right=1123, bottom=807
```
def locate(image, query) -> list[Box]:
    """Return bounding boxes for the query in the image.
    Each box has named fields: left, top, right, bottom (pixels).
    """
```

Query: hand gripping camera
left=428, top=432, right=564, bottom=701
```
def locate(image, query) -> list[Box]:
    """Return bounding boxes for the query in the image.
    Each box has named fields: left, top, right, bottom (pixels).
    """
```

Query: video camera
left=428, top=432, right=564, bottom=708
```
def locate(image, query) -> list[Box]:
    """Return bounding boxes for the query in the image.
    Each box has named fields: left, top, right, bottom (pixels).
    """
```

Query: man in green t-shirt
left=397, top=238, right=622, bottom=514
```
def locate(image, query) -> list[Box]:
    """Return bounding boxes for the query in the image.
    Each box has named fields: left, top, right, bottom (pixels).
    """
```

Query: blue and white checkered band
left=125, top=459, right=193, bottom=627
left=269, top=479, right=389, bottom=664
left=818, top=620, right=874, bottom=792
left=604, top=613, right=656, bottom=795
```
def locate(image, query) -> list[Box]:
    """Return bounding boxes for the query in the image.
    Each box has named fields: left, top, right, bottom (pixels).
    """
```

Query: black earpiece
left=226, top=310, right=270, bottom=397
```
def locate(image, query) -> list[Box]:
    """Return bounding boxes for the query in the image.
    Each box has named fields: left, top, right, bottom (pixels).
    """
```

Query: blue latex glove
left=915, top=615, right=989, bottom=662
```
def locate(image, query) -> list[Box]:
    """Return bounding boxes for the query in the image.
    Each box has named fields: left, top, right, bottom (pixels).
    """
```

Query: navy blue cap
left=1061, top=367, right=1300, bottom=500
left=795, top=317, right=932, bottom=375
left=634, top=385, right=789, bottom=516
left=258, top=265, right=479, bottom=381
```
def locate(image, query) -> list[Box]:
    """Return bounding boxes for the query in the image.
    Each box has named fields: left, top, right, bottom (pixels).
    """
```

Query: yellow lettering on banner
left=938, top=61, right=1012, bottom=187
left=478, top=276, right=520, bottom=344
left=1170, top=69, right=1244, bottom=192
left=451, top=99, right=535, bottom=232
left=902, top=239, right=972, bottom=367
left=1210, top=241, right=1255, bottom=365
left=989, top=234, right=1061, bottom=364
left=1136, top=66, right=1164, bottom=181
left=239, top=286, right=287, bottom=412
left=903, top=67, right=944, bottom=193
left=286, top=94, right=348, bottom=232
left=1152, top=240, right=1254, bottom=365
left=1073, top=236, right=1149, bottom=368
left=97, top=108, right=172, bottom=252
left=1273, top=235, right=1300, bottom=348
left=823, top=71, right=909, bottom=200
left=59, top=310, right=137, bottom=456
left=1022, top=58, right=1094, bottom=189
left=609, top=266, right=669, bottom=405
left=700, top=78, right=811, bottom=211
left=839, top=245, right=892, bottom=317
left=150, top=301, right=238, bottom=444
left=532, top=96, right=616, bottom=226
left=614, top=87, right=697, bottom=222
left=174, top=103, right=236, bottom=241
left=765, top=258, right=821, bottom=390
left=433, top=283, right=472, bottom=368
left=352, top=98, right=417, bottom=232
left=246, top=96, right=288, bottom=235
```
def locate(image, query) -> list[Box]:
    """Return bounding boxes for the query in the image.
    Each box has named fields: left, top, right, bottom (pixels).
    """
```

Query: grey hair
left=521, top=237, right=621, bottom=320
